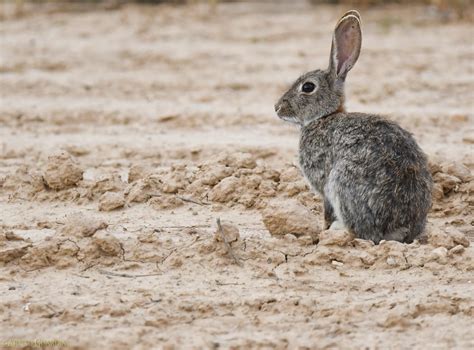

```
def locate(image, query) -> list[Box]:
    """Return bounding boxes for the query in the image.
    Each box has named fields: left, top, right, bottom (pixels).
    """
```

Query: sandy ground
left=0, top=1, right=473, bottom=349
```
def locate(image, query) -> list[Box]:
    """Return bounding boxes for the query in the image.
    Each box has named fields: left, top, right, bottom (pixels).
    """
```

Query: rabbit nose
left=275, top=104, right=281, bottom=113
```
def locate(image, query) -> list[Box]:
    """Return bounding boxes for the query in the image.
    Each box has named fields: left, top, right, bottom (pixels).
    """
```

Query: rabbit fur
left=274, top=10, right=432, bottom=243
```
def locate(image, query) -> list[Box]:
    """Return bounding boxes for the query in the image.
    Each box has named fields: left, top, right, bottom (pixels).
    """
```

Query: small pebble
left=449, top=245, right=465, bottom=255
left=386, top=257, right=397, bottom=266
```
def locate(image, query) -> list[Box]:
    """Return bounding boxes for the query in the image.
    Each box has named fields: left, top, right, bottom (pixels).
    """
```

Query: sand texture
left=1, top=2, right=473, bottom=349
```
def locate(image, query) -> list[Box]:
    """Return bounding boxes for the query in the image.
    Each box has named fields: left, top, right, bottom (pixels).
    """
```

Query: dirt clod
left=43, top=151, right=83, bottom=190
left=262, top=201, right=320, bottom=239
left=215, top=223, right=240, bottom=243
left=98, top=192, right=126, bottom=211
left=62, top=212, right=108, bottom=237
left=318, top=229, right=355, bottom=246
left=93, top=232, right=123, bottom=257
left=441, top=162, right=472, bottom=182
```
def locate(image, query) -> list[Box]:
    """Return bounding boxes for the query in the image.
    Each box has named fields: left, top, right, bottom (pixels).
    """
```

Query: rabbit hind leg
left=383, top=228, right=410, bottom=243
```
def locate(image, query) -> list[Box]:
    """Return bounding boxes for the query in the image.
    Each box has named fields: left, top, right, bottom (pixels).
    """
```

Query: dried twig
left=216, top=218, right=242, bottom=267
left=215, top=280, right=243, bottom=286
left=148, top=193, right=209, bottom=206
left=176, top=195, right=210, bottom=206
left=98, top=269, right=161, bottom=278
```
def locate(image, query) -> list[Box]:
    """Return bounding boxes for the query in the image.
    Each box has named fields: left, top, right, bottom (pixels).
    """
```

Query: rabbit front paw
left=329, top=221, right=346, bottom=231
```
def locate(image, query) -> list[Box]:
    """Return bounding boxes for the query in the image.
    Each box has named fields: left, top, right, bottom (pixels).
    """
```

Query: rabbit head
left=275, top=10, right=362, bottom=126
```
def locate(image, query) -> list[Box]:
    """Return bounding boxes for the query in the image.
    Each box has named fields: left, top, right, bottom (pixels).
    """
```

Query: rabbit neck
left=301, top=89, right=346, bottom=127
left=302, top=105, right=345, bottom=128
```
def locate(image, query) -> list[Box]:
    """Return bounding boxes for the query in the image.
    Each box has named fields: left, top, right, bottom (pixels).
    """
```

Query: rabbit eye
left=301, top=82, right=316, bottom=94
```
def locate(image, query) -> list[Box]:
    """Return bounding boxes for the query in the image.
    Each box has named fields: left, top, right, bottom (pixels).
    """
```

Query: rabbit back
left=299, top=112, right=433, bottom=243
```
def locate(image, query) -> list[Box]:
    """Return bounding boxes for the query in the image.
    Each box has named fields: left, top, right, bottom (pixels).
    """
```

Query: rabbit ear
left=340, top=10, right=361, bottom=23
left=329, top=12, right=362, bottom=80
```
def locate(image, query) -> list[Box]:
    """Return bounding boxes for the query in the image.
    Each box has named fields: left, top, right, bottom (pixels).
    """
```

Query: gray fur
left=274, top=11, right=432, bottom=244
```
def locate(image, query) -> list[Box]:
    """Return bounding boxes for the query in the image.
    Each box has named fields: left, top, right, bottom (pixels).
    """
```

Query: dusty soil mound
left=0, top=2, right=473, bottom=349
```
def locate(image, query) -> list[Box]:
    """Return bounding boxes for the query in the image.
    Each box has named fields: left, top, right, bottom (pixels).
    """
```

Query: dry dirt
left=1, top=2, right=473, bottom=349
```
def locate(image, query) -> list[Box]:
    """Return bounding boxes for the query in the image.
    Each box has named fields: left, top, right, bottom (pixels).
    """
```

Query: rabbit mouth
left=279, top=115, right=300, bottom=124
left=275, top=102, right=299, bottom=124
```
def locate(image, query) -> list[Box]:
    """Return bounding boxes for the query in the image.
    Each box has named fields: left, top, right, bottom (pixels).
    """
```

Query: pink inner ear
left=335, top=18, right=360, bottom=76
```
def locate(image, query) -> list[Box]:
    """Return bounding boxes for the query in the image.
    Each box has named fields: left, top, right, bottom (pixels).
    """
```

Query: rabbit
left=274, top=10, right=432, bottom=244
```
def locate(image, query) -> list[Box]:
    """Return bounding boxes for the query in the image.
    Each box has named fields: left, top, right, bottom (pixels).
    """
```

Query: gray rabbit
left=275, top=10, right=432, bottom=244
